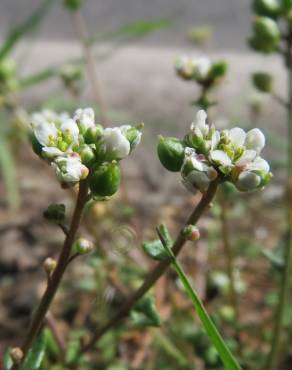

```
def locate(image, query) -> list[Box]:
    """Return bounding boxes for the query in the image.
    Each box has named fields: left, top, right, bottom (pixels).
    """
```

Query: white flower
left=245, top=128, right=265, bottom=153
left=190, top=110, right=209, bottom=137
left=235, top=171, right=261, bottom=191
left=34, top=120, right=58, bottom=147
left=100, top=127, right=130, bottom=160
left=210, top=150, right=232, bottom=167
left=228, top=127, right=246, bottom=147
left=52, top=154, right=89, bottom=185
left=60, top=118, right=79, bottom=144
left=194, top=57, right=212, bottom=79
left=73, top=108, right=95, bottom=132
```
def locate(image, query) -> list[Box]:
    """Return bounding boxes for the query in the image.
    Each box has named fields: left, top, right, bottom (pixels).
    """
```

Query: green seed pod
left=252, top=72, right=273, bottom=93
left=43, top=203, right=66, bottom=222
left=249, top=16, right=280, bottom=53
left=84, top=125, right=104, bottom=144
left=78, top=144, right=96, bottom=166
left=208, top=61, right=228, bottom=81
left=157, top=136, right=185, bottom=172
left=89, top=162, right=121, bottom=197
left=253, top=0, right=280, bottom=18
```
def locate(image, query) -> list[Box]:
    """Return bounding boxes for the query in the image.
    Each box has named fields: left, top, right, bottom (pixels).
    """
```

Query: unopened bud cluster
left=175, top=56, right=227, bottom=86
left=249, top=0, right=292, bottom=55
left=30, top=108, right=142, bottom=196
left=158, top=110, right=272, bottom=193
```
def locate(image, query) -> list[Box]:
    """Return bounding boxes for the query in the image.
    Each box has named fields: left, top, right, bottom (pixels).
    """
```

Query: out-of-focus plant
left=7, top=107, right=142, bottom=370
left=248, top=1, right=292, bottom=368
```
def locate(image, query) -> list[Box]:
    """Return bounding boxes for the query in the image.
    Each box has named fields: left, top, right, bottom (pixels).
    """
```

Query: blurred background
left=0, top=1, right=290, bottom=370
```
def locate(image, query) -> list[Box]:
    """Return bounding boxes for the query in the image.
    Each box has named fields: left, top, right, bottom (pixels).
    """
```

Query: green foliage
left=0, top=131, right=20, bottom=210
left=3, top=348, right=12, bottom=370
left=252, top=72, right=273, bottom=93
left=43, top=203, right=66, bottom=222
left=20, top=331, right=47, bottom=370
left=0, top=0, right=56, bottom=60
left=143, top=239, right=169, bottom=261
left=63, top=0, right=81, bottom=11
left=131, top=295, right=161, bottom=327
left=253, top=0, right=281, bottom=18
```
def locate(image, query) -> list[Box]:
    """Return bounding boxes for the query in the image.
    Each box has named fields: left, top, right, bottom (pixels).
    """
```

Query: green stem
left=79, top=179, right=219, bottom=356
left=266, top=26, right=292, bottom=370
left=158, top=230, right=242, bottom=370
left=12, top=181, right=88, bottom=369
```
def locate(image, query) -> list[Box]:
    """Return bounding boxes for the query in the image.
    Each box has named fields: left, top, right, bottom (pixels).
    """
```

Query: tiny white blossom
left=34, top=120, right=58, bottom=147
left=52, top=154, right=89, bottom=185
left=73, top=108, right=95, bottom=132
left=101, top=127, right=130, bottom=160
left=245, top=128, right=265, bottom=153
left=194, top=57, right=212, bottom=79
left=60, top=118, right=79, bottom=144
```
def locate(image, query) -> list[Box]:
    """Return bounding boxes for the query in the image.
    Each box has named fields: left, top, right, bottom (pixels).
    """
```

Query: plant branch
left=13, top=181, right=88, bottom=369
left=79, top=178, right=219, bottom=356
left=266, top=24, right=292, bottom=370
left=70, top=10, right=109, bottom=125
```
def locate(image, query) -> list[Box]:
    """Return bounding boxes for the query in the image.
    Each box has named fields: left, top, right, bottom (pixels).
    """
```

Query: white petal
left=42, top=146, right=63, bottom=158
left=229, top=127, right=246, bottom=147
left=210, top=150, right=232, bottom=166
left=191, top=110, right=208, bottom=135
left=196, top=57, right=211, bottom=78
left=61, top=118, right=79, bottom=143
left=245, top=128, right=265, bottom=153
left=248, top=157, right=270, bottom=173
left=120, top=125, right=132, bottom=136
left=236, top=150, right=257, bottom=166
left=103, top=127, right=130, bottom=159
left=211, top=130, right=220, bottom=150
left=74, top=107, right=95, bottom=130
left=34, top=121, right=58, bottom=146
left=236, top=171, right=261, bottom=191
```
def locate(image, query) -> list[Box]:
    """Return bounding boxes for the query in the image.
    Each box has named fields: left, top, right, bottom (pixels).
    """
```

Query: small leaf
left=20, top=331, right=47, bottom=370
left=133, top=295, right=161, bottom=327
left=3, top=348, right=12, bottom=370
left=262, top=249, right=284, bottom=269
left=142, top=239, right=168, bottom=261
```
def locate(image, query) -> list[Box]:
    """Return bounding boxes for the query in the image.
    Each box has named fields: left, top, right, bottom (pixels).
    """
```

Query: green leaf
left=3, top=348, right=12, bottom=370
left=133, top=295, right=161, bottom=327
left=143, top=239, right=168, bottom=261
left=0, top=0, right=57, bottom=60
left=20, top=331, right=47, bottom=370
left=88, top=18, right=174, bottom=45
left=159, top=237, right=242, bottom=370
left=0, top=134, right=20, bottom=210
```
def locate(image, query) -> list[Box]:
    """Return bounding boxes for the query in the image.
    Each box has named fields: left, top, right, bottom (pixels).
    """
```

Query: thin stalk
left=70, top=10, right=108, bottom=125
left=158, top=230, right=242, bottom=370
left=79, top=179, right=219, bottom=355
left=220, top=196, right=241, bottom=346
left=13, top=181, right=88, bottom=369
left=266, top=26, right=292, bottom=370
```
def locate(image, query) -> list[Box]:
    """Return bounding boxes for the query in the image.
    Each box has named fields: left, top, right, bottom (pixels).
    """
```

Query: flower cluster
left=175, top=55, right=227, bottom=85
left=30, top=107, right=142, bottom=196
left=157, top=110, right=272, bottom=193
left=249, top=0, right=292, bottom=54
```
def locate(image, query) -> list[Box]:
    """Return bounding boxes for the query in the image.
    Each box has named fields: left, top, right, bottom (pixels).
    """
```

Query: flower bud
left=249, top=16, right=280, bottom=53
left=78, top=144, right=96, bottom=166
left=157, top=136, right=185, bottom=172
left=208, top=61, right=228, bottom=81
left=0, top=58, right=16, bottom=81
left=96, top=127, right=130, bottom=161
left=43, top=203, right=66, bottom=222
left=74, top=238, right=95, bottom=254
left=182, top=225, right=200, bottom=241
left=124, top=123, right=143, bottom=152
left=43, top=257, right=57, bottom=275
left=235, top=171, right=261, bottom=191
left=63, top=0, right=81, bottom=10
left=84, top=125, right=103, bottom=144
left=253, top=0, right=280, bottom=18
left=252, top=72, right=273, bottom=93
left=89, top=162, right=121, bottom=197
left=10, top=347, right=23, bottom=364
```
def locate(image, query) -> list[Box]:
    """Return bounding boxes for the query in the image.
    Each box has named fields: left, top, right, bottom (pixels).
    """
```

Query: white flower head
left=73, top=108, right=95, bottom=133
left=194, top=57, right=212, bottom=79
left=52, top=154, right=89, bottom=185
left=60, top=118, right=79, bottom=145
left=245, top=128, right=265, bottom=153
left=99, top=127, right=130, bottom=160
left=34, top=120, right=58, bottom=147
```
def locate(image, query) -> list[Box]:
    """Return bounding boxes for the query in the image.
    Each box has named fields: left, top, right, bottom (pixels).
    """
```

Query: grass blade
left=157, top=227, right=242, bottom=370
